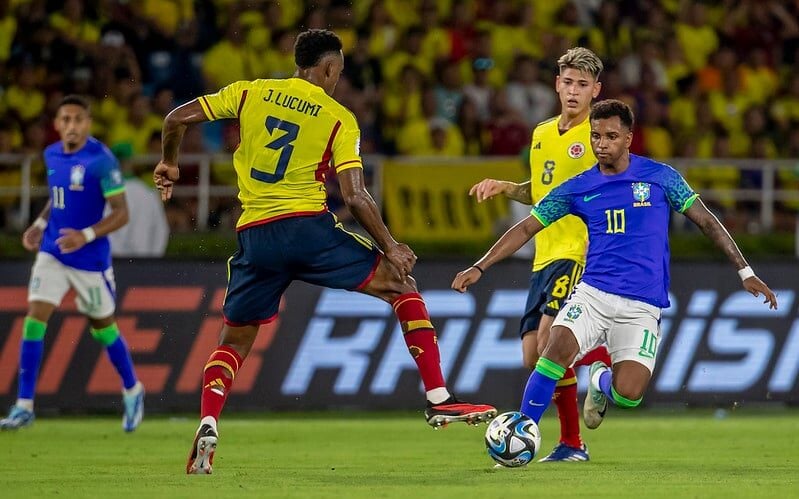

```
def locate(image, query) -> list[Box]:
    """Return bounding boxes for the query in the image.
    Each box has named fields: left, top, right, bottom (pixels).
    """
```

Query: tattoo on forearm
left=506, top=181, right=532, bottom=204
left=699, top=215, right=747, bottom=269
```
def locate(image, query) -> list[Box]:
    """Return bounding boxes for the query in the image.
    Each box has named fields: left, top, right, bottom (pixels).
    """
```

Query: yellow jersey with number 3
left=529, top=115, right=595, bottom=271
left=198, top=78, right=363, bottom=230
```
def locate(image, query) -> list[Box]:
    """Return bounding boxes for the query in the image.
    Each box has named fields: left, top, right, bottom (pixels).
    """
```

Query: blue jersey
left=531, top=154, right=698, bottom=308
left=40, top=137, right=125, bottom=272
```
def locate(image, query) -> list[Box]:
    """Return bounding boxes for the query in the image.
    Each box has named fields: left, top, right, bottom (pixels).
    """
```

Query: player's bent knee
left=361, top=263, right=418, bottom=303
left=610, top=385, right=643, bottom=408
left=27, top=301, right=56, bottom=323
left=612, top=360, right=651, bottom=403
left=540, top=325, right=579, bottom=366
left=610, top=381, right=645, bottom=406
left=535, top=343, right=546, bottom=359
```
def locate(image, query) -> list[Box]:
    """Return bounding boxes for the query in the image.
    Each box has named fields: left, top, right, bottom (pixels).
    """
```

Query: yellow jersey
left=198, top=78, right=363, bottom=229
left=529, top=115, right=596, bottom=271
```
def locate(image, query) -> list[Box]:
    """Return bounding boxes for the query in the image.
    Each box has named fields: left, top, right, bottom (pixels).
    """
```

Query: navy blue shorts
left=519, top=259, right=584, bottom=337
left=223, top=212, right=380, bottom=325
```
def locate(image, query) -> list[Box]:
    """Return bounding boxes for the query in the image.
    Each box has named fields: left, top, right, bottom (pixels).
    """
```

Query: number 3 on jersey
left=250, top=116, right=299, bottom=183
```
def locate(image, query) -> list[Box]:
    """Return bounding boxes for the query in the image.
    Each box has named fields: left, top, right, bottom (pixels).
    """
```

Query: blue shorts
left=223, top=212, right=380, bottom=325
left=519, top=259, right=584, bottom=337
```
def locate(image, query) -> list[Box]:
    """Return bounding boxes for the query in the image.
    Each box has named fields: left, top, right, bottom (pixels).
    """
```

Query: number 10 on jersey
left=605, top=209, right=625, bottom=234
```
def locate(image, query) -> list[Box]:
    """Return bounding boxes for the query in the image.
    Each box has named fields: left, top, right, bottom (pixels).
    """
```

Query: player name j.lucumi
left=262, top=89, right=322, bottom=117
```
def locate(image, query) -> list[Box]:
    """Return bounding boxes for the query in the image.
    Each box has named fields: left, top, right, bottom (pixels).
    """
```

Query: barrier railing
left=1, top=154, right=797, bottom=232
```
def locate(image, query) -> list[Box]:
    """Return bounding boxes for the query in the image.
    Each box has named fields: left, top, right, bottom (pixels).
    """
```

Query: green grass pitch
left=2, top=409, right=797, bottom=498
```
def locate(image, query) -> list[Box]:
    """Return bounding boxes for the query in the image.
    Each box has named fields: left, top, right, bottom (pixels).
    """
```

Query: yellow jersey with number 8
left=529, top=115, right=596, bottom=271
left=198, top=78, right=363, bottom=230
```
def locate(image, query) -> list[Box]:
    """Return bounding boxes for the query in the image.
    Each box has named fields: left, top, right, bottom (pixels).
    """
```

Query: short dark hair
left=590, top=99, right=634, bottom=130
left=294, top=29, right=342, bottom=69
left=59, top=94, right=91, bottom=114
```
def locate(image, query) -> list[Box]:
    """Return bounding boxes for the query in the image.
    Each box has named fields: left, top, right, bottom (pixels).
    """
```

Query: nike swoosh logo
left=583, top=193, right=601, bottom=202
left=528, top=401, right=545, bottom=407
left=47, top=169, right=55, bottom=175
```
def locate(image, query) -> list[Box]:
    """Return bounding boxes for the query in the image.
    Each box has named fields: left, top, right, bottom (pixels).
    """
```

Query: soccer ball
left=484, top=411, right=542, bottom=467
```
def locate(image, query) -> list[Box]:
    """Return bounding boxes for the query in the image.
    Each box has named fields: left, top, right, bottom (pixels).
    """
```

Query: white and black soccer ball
left=485, top=411, right=542, bottom=467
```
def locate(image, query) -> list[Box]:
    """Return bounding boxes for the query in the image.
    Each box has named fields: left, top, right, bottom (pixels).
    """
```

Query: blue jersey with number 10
left=40, top=137, right=125, bottom=272
left=531, top=154, right=698, bottom=308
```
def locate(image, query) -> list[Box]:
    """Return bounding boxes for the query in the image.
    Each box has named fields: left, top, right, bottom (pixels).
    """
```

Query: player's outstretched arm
left=338, top=167, right=415, bottom=280
left=451, top=215, right=544, bottom=293
left=21, top=200, right=51, bottom=251
left=684, top=198, right=778, bottom=309
left=469, top=179, right=532, bottom=204
left=155, top=99, right=209, bottom=201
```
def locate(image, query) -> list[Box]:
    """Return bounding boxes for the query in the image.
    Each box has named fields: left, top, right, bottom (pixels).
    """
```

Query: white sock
left=200, top=415, right=218, bottom=434
left=591, top=366, right=609, bottom=390
left=16, top=399, right=34, bottom=411
left=123, top=381, right=142, bottom=397
left=426, top=387, right=451, bottom=404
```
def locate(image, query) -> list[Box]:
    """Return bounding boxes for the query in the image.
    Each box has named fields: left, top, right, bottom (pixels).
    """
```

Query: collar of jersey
left=291, top=77, right=325, bottom=94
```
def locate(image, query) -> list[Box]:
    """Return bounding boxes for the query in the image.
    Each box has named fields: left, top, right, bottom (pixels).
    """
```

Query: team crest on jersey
left=111, top=169, right=122, bottom=186
left=567, top=142, right=586, bottom=159
left=69, top=165, right=85, bottom=191
left=564, top=304, right=583, bottom=322
left=632, top=182, right=651, bottom=207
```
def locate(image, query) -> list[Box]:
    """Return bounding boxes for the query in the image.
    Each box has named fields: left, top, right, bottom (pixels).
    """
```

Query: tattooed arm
left=683, top=198, right=747, bottom=268
left=683, top=198, right=777, bottom=309
left=469, top=179, right=533, bottom=205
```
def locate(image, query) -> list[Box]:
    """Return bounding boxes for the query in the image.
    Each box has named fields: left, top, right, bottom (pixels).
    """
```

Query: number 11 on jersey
left=52, top=186, right=65, bottom=209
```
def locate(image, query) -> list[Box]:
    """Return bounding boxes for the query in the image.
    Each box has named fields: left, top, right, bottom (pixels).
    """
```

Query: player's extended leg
left=584, top=360, right=651, bottom=429
left=0, top=301, right=56, bottom=430
left=533, top=314, right=590, bottom=462
left=584, top=298, right=660, bottom=429
left=519, top=325, right=580, bottom=425
left=360, top=259, right=497, bottom=427
left=188, top=324, right=256, bottom=475
left=88, top=315, right=144, bottom=432
left=518, top=261, right=590, bottom=461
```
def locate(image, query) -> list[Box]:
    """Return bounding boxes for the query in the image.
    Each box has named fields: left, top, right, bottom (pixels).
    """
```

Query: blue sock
left=519, top=357, right=566, bottom=424
left=599, top=369, right=613, bottom=400
left=18, top=317, right=47, bottom=401
left=596, top=368, right=643, bottom=408
left=106, top=336, right=137, bottom=390
left=92, top=323, right=137, bottom=390
left=18, top=339, right=44, bottom=400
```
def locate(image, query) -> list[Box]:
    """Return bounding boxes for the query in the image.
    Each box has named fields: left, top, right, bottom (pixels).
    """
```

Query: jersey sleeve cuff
left=334, top=160, right=363, bottom=173
left=198, top=96, right=217, bottom=120
left=679, top=193, right=699, bottom=213
left=530, top=208, right=550, bottom=227
left=103, top=186, right=126, bottom=198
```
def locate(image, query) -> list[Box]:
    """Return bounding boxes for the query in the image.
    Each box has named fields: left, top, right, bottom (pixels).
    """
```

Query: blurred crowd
left=1, top=0, right=799, bottom=232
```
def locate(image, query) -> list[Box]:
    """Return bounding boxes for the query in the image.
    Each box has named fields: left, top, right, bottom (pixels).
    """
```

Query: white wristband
left=33, top=217, right=47, bottom=230
left=81, top=227, right=96, bottom=243
left=738, top=266, right=755, bottom=281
